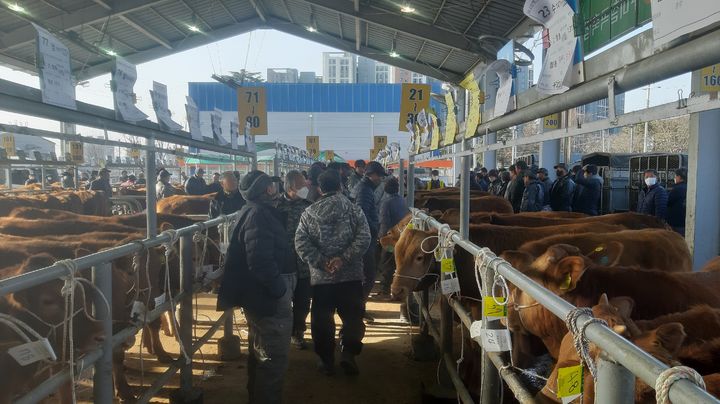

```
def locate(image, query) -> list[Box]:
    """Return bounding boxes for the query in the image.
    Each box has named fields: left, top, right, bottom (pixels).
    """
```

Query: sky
left=0, top=25, right=691, bottom=153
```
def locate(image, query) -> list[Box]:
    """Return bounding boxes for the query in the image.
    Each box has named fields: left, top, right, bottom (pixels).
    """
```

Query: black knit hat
left=239, top=170, right=273, bottom=201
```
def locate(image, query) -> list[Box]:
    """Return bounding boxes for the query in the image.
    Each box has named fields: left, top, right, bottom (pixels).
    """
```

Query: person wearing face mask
left=276, top=170, right=313, bottom=349
left=637, top=169, right=668, bottom=221
left=549, top=163, right=576, bottom=212
left=573, top=164, right=603, bottom=215
left=217, top=170, right=296, bottom=404
left=426, top=169, right=446, bottom=190
left=210, top=171, right=246, bottom=217
left=666, top=168, right=687, bottom=235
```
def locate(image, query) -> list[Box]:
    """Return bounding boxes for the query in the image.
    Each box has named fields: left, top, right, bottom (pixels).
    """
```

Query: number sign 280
left=237, top=87, right=268, bottom=135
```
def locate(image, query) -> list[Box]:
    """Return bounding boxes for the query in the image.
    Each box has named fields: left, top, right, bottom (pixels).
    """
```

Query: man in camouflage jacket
left=295, top=170, right=371, bottom=376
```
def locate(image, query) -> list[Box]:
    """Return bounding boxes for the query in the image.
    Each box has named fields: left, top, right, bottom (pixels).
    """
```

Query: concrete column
left=483, top=132, right=497, bottom=170
left=539, top=139, right=561, bottom=181
left=687, top=71, right=720, bottom=270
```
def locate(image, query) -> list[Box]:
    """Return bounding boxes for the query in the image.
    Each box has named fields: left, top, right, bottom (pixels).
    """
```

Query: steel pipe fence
left=0, top=211, right=241, bottom=403
left=408, top=208, right=719, bottom=404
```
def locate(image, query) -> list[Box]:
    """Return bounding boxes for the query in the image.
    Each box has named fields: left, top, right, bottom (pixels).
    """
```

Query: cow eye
left=416, top=255, right=424, bottom=262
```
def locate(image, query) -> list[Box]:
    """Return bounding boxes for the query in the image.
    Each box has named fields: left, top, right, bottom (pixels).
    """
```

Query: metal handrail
left=410, top=208, right=719, bottom=404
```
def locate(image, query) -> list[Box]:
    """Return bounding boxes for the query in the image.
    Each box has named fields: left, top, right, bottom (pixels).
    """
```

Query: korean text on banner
left=306, top=136, right=320, bottom=158
left=399, top=83, right=431, bottom=132
left=443, top=92, right=458, bottom=146
left=463, top=76, right=482, bottom=139
left=211, top=109, right=227, bottom=145
left=238, top=87, right=268, bottom=136
left=2, top=133, right=16, bottom=157
left=150, top=81, right=183, bottom=131
left=651, top=0, right=720, bottom=50
left=112, top=58, right=148, bottom=123
left=33, top=24, right=77, bottom=110
left=185, top=96, right=203, bottom=141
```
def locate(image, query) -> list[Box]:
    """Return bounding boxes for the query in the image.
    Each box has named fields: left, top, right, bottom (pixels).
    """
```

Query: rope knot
left=565, top=307, right=607, bottom=380
left=655, top=366, right=706, bottom=404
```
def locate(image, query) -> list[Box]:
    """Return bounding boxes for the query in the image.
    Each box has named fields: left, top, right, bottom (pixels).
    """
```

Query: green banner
left=579, top=0, right=652, bottom=54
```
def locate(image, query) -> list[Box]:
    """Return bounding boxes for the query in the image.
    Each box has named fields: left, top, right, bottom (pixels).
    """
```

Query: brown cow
left=156, top=194, right=215, bottom=215
left=702, top=256, right=720, bottom=272
left=421, top=196, right=513, bottom=213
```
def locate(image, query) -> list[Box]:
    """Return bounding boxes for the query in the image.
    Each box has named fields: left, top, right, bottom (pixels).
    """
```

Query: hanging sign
left=306, top=136, right=320, bottom=158
left=210, top=108, right=227, bottom=145
left=429, top=113, right=441, bottom=150
left=700, top=64, right=720, bottom=92
left=557, top=364, right=583, bottom=403
left=238, top=87, right=268, bottom=136
left=373, top=135, right=388, bottom=150
left=150, top=81, right=183, bottom=131
left=185, top=96, right=204, bottom=141
left=111, top=57, right=148, bottom=123
left=69, top=141, right=83, bottom=163
left=244, top=122, right=256, bottom=153
left=464, top=76, right=482, bottom=139
left=544, top=113, right=561, bottom=129
left=230, top=119, right=239, bottom=150
left=443, top=92, right=457, bottom=146
left=175, top=147, right=185, bottom=165
left=33, top=24, right=77, bottom=110
left=399, top=83, right=431, bottom=131
left=651, top=0, right=720, bottom=50
left=326, top=150, right=335, bottom=162
left=2, top=133, right=16, bottom=157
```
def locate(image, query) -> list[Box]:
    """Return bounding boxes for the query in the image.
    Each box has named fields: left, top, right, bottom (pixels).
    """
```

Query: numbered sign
left=370, top=148, right=379, bottom=160
left=1, top=133, right=16, bottom=157
left=129, top=148, right=141, bottom=159
left=238, top=87, right=268, bottom=136
left=700, top=64, right=720, bottom=92
left=440, top=258, right=455, bottom=273
left=544, top=113, right=561, bottom=129
left=306, top=136, right=319, bottom=158
left=373, top=135, right=388, bottom=150
left=557, top=364, right=583, bottom=402
left=326, top=150, right=335, bottom=162
left=399, top=83, right=431, bottom=131
left=69, top=141, right=83, bottom=163
left=33, top=24, right=77, bottom=110
left=483, top=296, right=508, bottom=320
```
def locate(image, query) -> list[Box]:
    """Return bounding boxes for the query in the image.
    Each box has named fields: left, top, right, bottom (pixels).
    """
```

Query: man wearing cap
left=536, top=168, right=552, bottom=210
left=89, top=168, right=113, bottom=196
left=61, top=171, right=75, bottom=189
left=210, top=171, right=245, bottom=217
left=156, top=169, right=176, bottom=200
left=218, top=170, right=295, bottom=404
left=549, top=163, right=576, bottom=212
left=185, top=168, right=208, bottom=195
left=573, top=164, right=603, bottom=215
left=295, top=170, right=370, bottom=376
left=505, top=160, right=528, bottom=213
left=520, top=170, right=544, bottom=212
left=347, top=159, right=366, bottom=195
left=354, top=161, right=386, bottom=318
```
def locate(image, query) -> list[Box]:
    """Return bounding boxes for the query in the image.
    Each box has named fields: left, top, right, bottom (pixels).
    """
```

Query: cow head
left=593, top=293, right=636, bottom=337
left=632, top=322, right=686, bottom=402
left=390, top=229, right=438, bottom=300
left=379, top=214, right=412, bottom=251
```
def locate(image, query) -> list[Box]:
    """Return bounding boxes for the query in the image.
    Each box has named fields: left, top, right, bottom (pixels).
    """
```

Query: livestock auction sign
left=443, top=92, right=458, bottom=146
left=2, top=133, right=16, bottom=157
left=306, top=136, right=319, bottom=159
left=373, top=135, right=387, bottom=150
left=238, top=87, right=268, bottom=136
left=579, top=0, right=651, bottom=54
left=68, top=141, right=83, bottom=163
left=33, top=23, right=76, bottom=110
left=399, top=83, right=430, bottom=131
left=544, top=113, right=561, bottom=129
left=700, top=64, right=720, bottom=92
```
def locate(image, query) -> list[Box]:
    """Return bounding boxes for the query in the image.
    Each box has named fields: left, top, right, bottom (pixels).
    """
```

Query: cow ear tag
left=594, top=245, right=604, bottom=252
left=559, top=274, right=572, bottom=290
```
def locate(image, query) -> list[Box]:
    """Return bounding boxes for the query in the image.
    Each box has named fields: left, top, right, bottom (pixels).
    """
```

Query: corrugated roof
left=0, top=0, right=530, bottom=84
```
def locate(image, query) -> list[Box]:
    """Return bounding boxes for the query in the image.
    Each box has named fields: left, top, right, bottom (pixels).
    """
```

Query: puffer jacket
left=520, top=180, right=544, bottom=212
left=505, top=177, right=525, bottom=213
left=295, top=193, right=371, bottom=286
left=573, top=172, right=603, bottom=216
left=355, top=176, right=380, bottom=238
left=184, top=175, right=207, bottom=195
left=277, top=194, right=312, bottom=279
left=637, top=184, right=668, bottom=220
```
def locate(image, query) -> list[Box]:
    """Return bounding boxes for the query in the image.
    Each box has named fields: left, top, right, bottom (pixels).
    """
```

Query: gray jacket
left=295, top=192, right=371, bottom=286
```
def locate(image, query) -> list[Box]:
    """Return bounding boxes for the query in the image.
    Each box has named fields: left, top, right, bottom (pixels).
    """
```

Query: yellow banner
left=443, top=92, right=457, bottom=146
left=459, top=73, right=476, bottom=90
left=429, top=112, right=440, bottom=150
left=69, top=141, right=83, bottom=163
left=306, top=136, right=319, bottom=159
left=543, top=113, right=561, bottom=129
left=1, top=133, right=16, bottom=157
left=466, top=88, right=481, bottom=139
left=399, top=83, right=430, bottom=131
left=373, top=135, right=387, bottom=150
left=237, top=87, right=268, bottom=136
left=700, top=64, right=720, bottom=92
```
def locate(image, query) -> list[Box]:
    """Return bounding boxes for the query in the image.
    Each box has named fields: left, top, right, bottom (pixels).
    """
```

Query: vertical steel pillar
left=483, top=132, right=497, bottom=171
left=398, top=158, right=405, bottom=199
left=179, top=235, right=195, bottom=392
left=232, top=155, right=237, bottom=172
left=540, top=140, right=561, bottom=181
left=4, top=167, right=11, bottom=189
left=145, top=137, right=157, bottom=237
left=595, top=354, right=635, bottom=403
left=74, top=166, right=79, bottom=190
left=92, top=262, right=113, bottom=402
left=40, top=166, right=46, bottom=190
left=407, top=159, right=415, bottom=208
left=459, top=140, right=470, bottom=238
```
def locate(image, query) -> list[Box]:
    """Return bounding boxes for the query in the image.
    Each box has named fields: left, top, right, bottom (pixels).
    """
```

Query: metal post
left=483, top=132, right=497, bottom=170
left=595, top=353, right=635, bottom=403
left=232, top=155, right=237, bottom=172
left=145, top=137, right=157, bottom=237
left=407, top=159, right=415, bottom=208
left=398, top=158, right=405, bottom=199
left=74, top=166, right=79, bottom=190
left=92, top=262, right=113, bottom=403
left=40, top=165, right=46, bottom=190
left=4, top=167, right=11, bottom=189
left=438, top=296, right=454, bottom=388
left=459, top=140, right=470, bottom=238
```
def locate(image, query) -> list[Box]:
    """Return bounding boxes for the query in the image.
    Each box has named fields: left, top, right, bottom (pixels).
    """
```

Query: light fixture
left=188, top=13, right=201, bottom=32
left=306, top=26, right=317, bottom=33
left=307, top=14, right=318, bottom=33
left=389, top=51, right=399, bottom=58
left=400, top=4, right=415, bottom=13
left=104, top=49, right=117, bottom=56
left=8, top=2, right=26, bottom=13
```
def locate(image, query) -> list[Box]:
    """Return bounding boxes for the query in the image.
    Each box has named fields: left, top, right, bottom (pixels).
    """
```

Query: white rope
left=655, top=366, right=706, bottom=404
left=159, top=229, right=191, bottom=365
left=56, top=259, right=79, bottom=404
left=565, top=307, right=606, bottom=380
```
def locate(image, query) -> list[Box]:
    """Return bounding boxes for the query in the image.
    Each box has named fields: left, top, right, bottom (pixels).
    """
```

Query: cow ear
left=549, top=256, right=586, bottom=293
left=598, top=293, right=609, bottom=306
left=501, top=250, right=534, bottom=275
left=586, top=241, right=624, bottom=266
left=653, top=323, right=686, bottom=355
left=609, top=296, right=635, bottom=318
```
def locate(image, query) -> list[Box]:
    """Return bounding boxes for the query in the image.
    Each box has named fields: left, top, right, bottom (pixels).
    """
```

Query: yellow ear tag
left=440, top=258, right=455, bottom=273
left=406, top=222, right=414, bottom=230
left=559, top=274, right=572, bottom=290
left=594, top=246, right=604, bottom=252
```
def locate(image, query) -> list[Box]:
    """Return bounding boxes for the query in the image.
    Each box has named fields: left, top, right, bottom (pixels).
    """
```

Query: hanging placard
left=175, top=147, right=185, bottom=165
left=443, top=92, right=457, bottom=146
left=185, top=96, right=204, bottom=141
left=483, top=296, right=508, bottom=320
left=544, top=113, right=561, bottom=129
left=700, top=64, right=720, bottom=92
left=238, top=87, right=268, bottom=136
left=465, top=77, right=482, bottom=139
left=326, top=150, right=335, bottom=162
left=651, top=0, right=720, bottom=50
left=69, top=141, right=83, bottom=163
left=429, top=113, right=441, bottom=150
left=33, top=24, right=77, bottom=110
left=373, top=135, right=388, bottom=150
left=112, top=57, right=148, bottom=123
left=244, top=122, right=256, bottom=153
left=230, top=119, right=239, bottom=150
left=211, top=108, right=227, bottom=145
left=440, top=276, right=460, bottom=295
left=399, top=83, right=431, bottom=131
left=7, top=338, right=57, bottom=365
left=306, top=136, right=320, bottom=158
left=150, top=82, right=183, bottom=131
left=480, top=329, right=512, bottom=352
left=2, top=133, right=16, bottom=157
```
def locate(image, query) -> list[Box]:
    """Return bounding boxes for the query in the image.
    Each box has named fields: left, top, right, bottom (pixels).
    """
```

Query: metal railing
left=0, top=212, right=240, bottom=403
left=409, top=208, right=719, bottom=404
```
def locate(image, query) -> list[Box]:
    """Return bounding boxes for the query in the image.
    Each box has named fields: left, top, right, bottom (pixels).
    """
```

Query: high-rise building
left=357, top=56, right=375, bottom=83
left=267, top=68, right=298, bottom=83
left=322, top=52, right=357, bottom=83
left=298, top=71, right=317, bottom=83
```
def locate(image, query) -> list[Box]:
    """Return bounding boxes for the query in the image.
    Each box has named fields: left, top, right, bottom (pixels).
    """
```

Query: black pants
left=377, top=249, right=395, bottom=294
left=311, top=281, right=365, bottom=363
left=362, top=238, right=378, bottom=299
left=292, top=276, right=312, bottom=336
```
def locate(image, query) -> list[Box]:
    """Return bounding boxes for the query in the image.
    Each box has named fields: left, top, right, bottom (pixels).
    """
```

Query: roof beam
left=280, top=0, right=295, bottom=23
left=301, top=0, right=493, bottom=61
left=118, top=15, right=173, bottom=49
left=248, top=0, right=268, bottom=23
left=0, top=0, right=170, bottom=51
left=84, top=24, right=139, bottom=52
left=75, top=18, right=263, bottom=80
left=463, top=0, right=493, bottom=34
left=354, top=0, right=361, bottom=51
left=178, top=0, right=213, bottom=31
left=217, top=0, right=239, bottom=24
left=432, top=0, right=447, bottom=24
left=338, top=13, right=344, bottom=40
left=268, top=18, right=463, bottom=83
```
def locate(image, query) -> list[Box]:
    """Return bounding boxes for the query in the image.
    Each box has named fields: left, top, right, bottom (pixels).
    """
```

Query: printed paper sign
left=533, top=1, right=577, bottom=94
left=441, top=277, right=460, bottom=295
left=211, top=108, right=227, bottom=145
left=69, top=141, right=83, bottom=163
left=651, top=0, right=720, bottom=50
left=2, top=133, right=16, bottom=157
left=7, top=338, right=57, bottom=366
left=244, top=122, right=256, bottom=153
left=470, top=321, right=484, bottom=339
left=112, top=57, right=148, bottom=123
left=230, top=119, right=239, bottom=150
left=481, top=329, right=512, bottom=352
left=33, top=24, right=76, bottom=110
left=150, top=81, right=183, bottom=131
left=185, top=96, right=204, bottom=141
left=483, top=296, right=508, bottom=320
left=494, top=71, right=513, bottom=118
left=306, top=136, right=319, bottom=158
left=443, top=92, right=457, bottom=146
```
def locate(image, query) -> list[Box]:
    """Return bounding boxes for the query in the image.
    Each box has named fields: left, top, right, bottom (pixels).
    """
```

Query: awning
left=388, top=160, right=453, bottom=169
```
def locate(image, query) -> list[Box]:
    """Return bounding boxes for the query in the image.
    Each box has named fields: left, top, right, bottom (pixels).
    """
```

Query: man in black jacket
left=89, top=168, right=113, bottom=196
left=505, top=161, right=528, bottom=213
left=520, top=171, right=544, bottom=212
left=549, top=163, right=576, bottom=212
left=217, top=170, right=295, bottom=404
left=184, top=168, right=207, bottom=195
left=210, top=171, right=246, bottom=217
left=666, top=168, right=688, bottom=235
left=573, top=164, right=603, bottom=215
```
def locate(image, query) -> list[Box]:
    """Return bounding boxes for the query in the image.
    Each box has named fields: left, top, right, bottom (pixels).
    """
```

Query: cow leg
left=148, top=319, right=173, bottom=363
left=161, top=311, right=174, bottom=336
left=113, top=348, right=136, bottom=401
left=142, top=328, right=155, bottom=356
left=57, top=381, right=73, bottom=404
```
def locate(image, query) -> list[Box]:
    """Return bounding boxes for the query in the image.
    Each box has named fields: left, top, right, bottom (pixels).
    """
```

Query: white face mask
left=645, top=177, right=657, bottom=187
left=432, top=176, right=439, bottom=181
left=296, top=186, right=310, bottom=200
